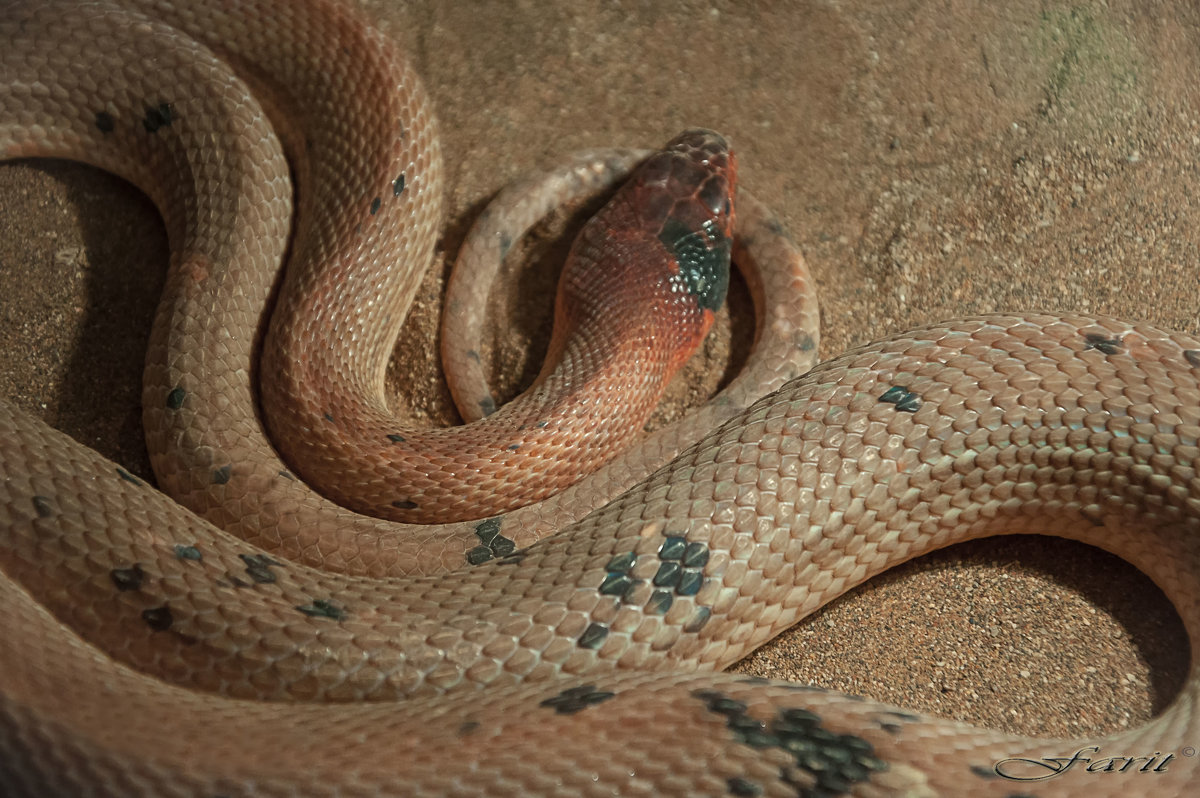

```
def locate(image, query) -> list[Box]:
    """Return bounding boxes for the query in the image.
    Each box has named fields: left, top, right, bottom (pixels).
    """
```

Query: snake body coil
left=0, top=1, right=1196, bottom=796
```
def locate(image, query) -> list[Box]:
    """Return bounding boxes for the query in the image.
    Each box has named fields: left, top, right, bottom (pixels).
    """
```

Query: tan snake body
left=0, top=1, right=1197, bottom=796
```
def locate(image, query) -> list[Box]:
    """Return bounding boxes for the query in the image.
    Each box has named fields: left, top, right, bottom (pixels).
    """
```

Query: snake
left=0, top=0, right=1196, bottom=796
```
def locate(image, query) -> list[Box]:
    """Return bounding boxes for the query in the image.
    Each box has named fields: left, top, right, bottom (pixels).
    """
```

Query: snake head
left=553, top=129, right=738, bottom=378
left=633, top=129, right=737, bottom=315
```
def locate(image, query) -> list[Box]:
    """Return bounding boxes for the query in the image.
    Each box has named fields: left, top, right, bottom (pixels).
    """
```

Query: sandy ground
left=0, top=0, right=1196, bottom=741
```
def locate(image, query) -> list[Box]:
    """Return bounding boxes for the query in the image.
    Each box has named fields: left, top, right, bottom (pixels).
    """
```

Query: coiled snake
left=0, top=1, right=1196, bottom=796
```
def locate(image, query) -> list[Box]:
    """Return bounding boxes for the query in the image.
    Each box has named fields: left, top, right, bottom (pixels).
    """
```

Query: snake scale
left=0, top=1, right=1196, bottom=796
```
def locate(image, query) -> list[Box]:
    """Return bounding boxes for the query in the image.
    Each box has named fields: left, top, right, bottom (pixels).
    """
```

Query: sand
left=0, top=0, right=1195, bottom=740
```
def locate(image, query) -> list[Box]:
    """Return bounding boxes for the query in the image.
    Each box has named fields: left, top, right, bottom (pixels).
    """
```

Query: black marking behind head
left=661, top=217, right=731, bottom=312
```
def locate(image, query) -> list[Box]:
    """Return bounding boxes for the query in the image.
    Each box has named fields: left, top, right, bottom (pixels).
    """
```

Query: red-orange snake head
left=555, top=129, right=737, bottom=373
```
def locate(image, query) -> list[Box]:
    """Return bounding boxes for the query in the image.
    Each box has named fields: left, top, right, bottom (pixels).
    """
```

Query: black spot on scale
left=646, top=590, right=673, bottom=615
left=212, top=465, right=232, bottom=485
left=392, top=173, right=405, bottom=196
left=94, top=110, right=115, bottom=133
left=115, top=467, right=143, bottom=486
left=692, top=691, right=888, bottom=794
left=457, top=721, right=480, bottom=736
left=142, top=605, right=173, bottom=631
left=110, top=564, right=145, bottom=592
left=660, top=217, right=731, bottom=312
left=141, top=102, right=175, bottom=133
left=387, top=433, right=406, bottom=443
left=165, top=386, right=186, bottom=410
left=878, top=385, right=921, bottom=412
left=1185, top=349, right=1200, bottom=368
left=391, top=499, right=418, bottom=511
left=31, top=495, right=54, bottom=518
left=278, top=470, right=296, bottom=481
left=466, top=517, right=516, bottom=565
left=727, top=777, right=762, bottom=797
left=174, top=544, right=202, bottom=561
left=239, top=553, right=283, bottom=584
left=295, top=598, right=347, bottom=620
left=577, top=622, right=608, bottom=650
left=370, top=196, right=382, bottom=215
left=1083, top=333, right=1123, bottom=355
left=478, top=396, right=497, bottom=417
left=539, top=684, right=616, bottom=715
left=323, top=412, right=335, bottom=423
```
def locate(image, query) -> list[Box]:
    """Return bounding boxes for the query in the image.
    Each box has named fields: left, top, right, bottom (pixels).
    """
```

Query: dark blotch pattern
left=295, top=599, right=347, bottom=620
left=969, top=765, right=999, bottom=780
left=392, top=173, right=405, bottom=196
left=478, top=396, right=497, bottom=416
left=141, top=102, right=174, bottom=132
left=600, top=536, right=711, bottom=616
left=878, top=385, right=921, bottom=412
left=466, top=517, right=516, bottom=565
left=166, top=386, right=186, bottom=410
left=115, top=467, right=143, bottom=486
left=212, top=464, right=232, bottom=485
left=1185, top=349, right=1200, bottom=367
left=94, top=110, right=115, bottom=133
left=142, top=605, right=173, bottom=631
left=693, top=690, right=887, bottom=796
left=110, top=564, right=145, bottom=592
left=239, top=553, right=282, bottom=584
left=391, top=499, right=418, bottom=510
left=386, top=433, right=406, bottom=443
left=1083, top=333, right=1123, bottom=355
left=539, top=684, right=616, bottom=714
left=660, top=217, right=731, bottom=312
left=369, top=196, right=382, bottom=215
left=174, top=545, right=202, bottom=561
